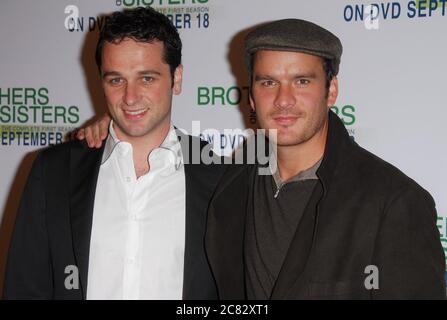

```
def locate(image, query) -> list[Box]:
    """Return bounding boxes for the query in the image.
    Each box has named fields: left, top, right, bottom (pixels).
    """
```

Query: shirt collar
left=102, top=120, right=183, bottom=171
left=270, top=155, right=322, bottom=188
left=102, top=121, right=119, bottom=164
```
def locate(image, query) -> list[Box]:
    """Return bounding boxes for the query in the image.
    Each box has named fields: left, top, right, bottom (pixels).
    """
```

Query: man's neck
left=276, top=121, right=328, bottom=182
left=113, top=122, right=171, bottom=178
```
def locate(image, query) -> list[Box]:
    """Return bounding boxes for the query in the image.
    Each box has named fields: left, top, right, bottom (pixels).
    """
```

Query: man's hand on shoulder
left=76, top=113, right=111, bottom=148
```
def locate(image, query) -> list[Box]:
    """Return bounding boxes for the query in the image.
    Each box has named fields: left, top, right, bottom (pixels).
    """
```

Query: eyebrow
left=102, top=70, right=162, bottom=78
left=138, top=70, right=162, bottom=76
left=254, top=75, right=275, bottom=82
left=254, top=72, right=318, bottom=81
left=102, top=71, right=121, bottom=78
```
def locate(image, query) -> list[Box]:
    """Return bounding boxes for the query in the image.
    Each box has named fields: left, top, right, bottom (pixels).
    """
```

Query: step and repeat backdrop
left=0, top=0, right=446, bottom=291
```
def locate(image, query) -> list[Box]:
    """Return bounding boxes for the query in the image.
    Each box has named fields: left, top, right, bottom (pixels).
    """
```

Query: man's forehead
left=101, top=39, right=167, bottom=69
left=253, top=50, right=325, bottom=68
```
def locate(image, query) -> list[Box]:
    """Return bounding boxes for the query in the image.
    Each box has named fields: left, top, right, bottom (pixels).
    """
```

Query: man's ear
left=327, top=76, right=338, bottom=107
left=173, top=64, right=183, bottom=95
left=249, top=90, right=256, bottom=111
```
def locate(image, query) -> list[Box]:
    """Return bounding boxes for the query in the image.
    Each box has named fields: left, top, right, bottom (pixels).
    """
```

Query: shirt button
left=130, top=214, right=137, bottom=220
left=125, top=177, right=131, bottom=183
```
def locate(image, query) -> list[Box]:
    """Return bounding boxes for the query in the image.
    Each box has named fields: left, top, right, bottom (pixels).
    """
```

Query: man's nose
left=274, top=84, right=296, bottom=109
left=123, top=82, right=140, bottom=106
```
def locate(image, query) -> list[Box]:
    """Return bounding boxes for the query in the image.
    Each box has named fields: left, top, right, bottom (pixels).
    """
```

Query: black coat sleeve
left=3, top=152, right=53, bottom=299
left=372, top=184, right=446, bottom=299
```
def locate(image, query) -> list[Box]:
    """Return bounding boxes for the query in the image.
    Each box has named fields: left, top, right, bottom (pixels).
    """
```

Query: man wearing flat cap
left=205, top=19, right=445, bottom=299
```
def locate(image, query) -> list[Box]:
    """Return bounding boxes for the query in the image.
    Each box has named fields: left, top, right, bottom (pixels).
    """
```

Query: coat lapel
left=270, top=111, right=349, bottom=298
left=182, top=161, right=224, bottom=298
left=270, top=182, right=323, bottom=298
left=179, top=132, right=226, bottom=299
left=69, top=141, right=104, bottom=299
left=182, top=162, right=200, bottom=298
left=205, top=163, right=253, bottom=299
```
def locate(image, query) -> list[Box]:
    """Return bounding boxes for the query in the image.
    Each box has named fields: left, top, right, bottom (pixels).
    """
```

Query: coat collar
left=316, top=109, right=353, bottom=195
left=69, top=140, right=104, bottom=299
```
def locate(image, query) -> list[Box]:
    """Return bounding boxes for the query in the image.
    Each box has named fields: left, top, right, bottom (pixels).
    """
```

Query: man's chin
left=115, top=124, right=153, bottom=139
left=274, top=132, right=309, bottom=147
left=123, top=129, right=152, bottom=138
left=264, top=127, right=299, bottom=143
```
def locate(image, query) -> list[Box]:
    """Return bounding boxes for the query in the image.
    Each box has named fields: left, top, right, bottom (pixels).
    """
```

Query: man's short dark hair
left=322, top=58, right=335, bottom=92
left=95, top=6, right=182, bottom=80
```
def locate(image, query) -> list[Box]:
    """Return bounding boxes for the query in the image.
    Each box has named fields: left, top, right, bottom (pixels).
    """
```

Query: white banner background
left=1, top=0, right=446, bottom=293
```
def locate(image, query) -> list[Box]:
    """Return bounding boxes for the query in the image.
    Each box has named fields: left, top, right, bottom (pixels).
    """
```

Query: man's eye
left=109, top=78, right=123, bottom=85
left=142, top=76, right=154, bottom=83
left=297, top=79, right=310, bottom=85
left=262, top=80, right=276, bottom=87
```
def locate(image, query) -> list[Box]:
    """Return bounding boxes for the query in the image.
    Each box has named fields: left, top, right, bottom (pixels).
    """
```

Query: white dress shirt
left=86, top=122, right=186, bottom=300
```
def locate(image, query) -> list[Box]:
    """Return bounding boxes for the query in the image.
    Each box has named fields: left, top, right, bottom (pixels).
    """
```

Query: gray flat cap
left=245, top=19, right=343, bottom=75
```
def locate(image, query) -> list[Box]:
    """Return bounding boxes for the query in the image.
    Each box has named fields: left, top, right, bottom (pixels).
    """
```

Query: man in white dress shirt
left=4, top=6, right=224, bottom=300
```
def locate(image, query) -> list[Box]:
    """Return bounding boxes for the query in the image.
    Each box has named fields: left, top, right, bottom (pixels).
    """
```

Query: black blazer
left=205, top=111, right=446, bottom=299
left=4, top=133, right=225, bottom=299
